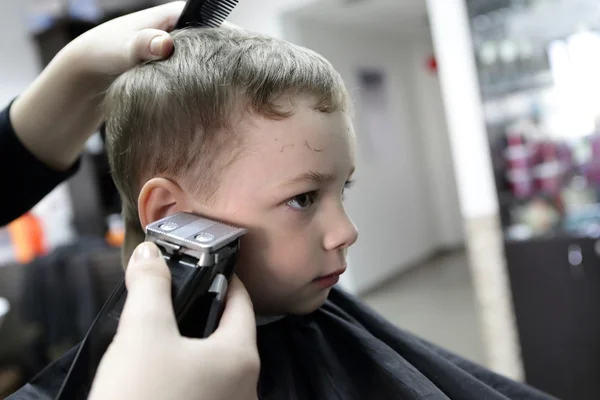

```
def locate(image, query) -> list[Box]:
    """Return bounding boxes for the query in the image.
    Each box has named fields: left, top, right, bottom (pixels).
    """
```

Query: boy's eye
left=287, top=192, right=317, bottom=210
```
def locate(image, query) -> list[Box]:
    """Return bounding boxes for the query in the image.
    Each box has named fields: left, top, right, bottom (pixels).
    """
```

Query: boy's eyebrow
left=280, top=170, right=335, bottom=188
left=279, top=166, right=355, bottom=188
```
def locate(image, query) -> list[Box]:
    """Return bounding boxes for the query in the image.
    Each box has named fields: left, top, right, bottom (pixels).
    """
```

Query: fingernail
left=150, top=36, right=164, bottom=56
left=133, top=242, right=160, bottom=262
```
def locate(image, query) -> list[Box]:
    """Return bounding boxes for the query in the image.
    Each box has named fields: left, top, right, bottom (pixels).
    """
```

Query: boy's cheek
left=265, top=237, right=320, bottom=275
left=234, top=246, right=332, bottom=315
left=235, top=226, right=323, bottom=294
left=235, top=248, right=320, bottom=303
left=239, top=247, right=316, bottom=283
left=239, top=226, right=318, bottom=267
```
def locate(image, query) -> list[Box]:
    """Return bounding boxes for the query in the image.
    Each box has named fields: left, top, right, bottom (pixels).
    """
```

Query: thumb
left=130, top=29, right=175, bottom=63
left=118, top=242, right=177, bottom=335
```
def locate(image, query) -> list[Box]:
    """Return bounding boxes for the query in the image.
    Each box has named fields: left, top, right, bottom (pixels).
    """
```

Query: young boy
left=105, top=26, right=356, bottom=318
left=104, top=28, right=555, bottom=400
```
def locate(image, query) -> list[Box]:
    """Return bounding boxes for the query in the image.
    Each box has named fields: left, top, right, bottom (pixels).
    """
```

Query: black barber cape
left=8, top=287, right=556, bottom=400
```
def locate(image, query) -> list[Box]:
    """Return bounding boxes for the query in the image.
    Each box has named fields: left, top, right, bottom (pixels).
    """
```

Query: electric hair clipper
left=53, top=213, right=247, bottom=399
left=144, top=212, right=247, bottom=338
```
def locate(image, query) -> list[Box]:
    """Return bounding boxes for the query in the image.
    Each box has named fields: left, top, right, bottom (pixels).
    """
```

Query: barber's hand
left=68, top=2, right=240, bottom=76
left=88, top=242, right=259, bottom=400
left=65, top=1, right=184, bottom=77
left=10, top=2, right=186, bottom=170
left=11, top=1, right=241, bottom=171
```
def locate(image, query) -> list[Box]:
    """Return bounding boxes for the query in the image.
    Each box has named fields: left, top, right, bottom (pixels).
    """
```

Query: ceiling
left=286, top=0, right=430, bottom=35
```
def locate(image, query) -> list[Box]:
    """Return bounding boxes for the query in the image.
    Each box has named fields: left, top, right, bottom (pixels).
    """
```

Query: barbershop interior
left=1, top=0, right=600, bottom=399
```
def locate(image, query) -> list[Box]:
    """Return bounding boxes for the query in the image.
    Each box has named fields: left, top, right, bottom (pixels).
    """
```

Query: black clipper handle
left=167, top=249, right=237, bottom=338
left=53, top=242, right=240, bottom=400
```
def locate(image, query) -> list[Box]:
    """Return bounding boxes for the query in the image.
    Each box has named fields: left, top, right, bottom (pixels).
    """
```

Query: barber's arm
left=0, top=2, right=185, bottom=226
left=89, top=242, right=260, bottom=400
left=1, top=2, right=242, bottom=226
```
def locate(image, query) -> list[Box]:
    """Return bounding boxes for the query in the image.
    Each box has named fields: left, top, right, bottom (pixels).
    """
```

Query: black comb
left=175, top=0, right=240, bottom=30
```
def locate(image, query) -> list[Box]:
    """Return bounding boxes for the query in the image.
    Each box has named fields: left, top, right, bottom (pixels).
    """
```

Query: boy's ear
left=138, top=177, right=192, bottom=230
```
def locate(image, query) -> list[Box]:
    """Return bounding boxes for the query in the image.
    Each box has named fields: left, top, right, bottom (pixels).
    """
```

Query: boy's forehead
left=226, top=108, right=354, bottom=184
left=241, top=106, right=353, bottom=149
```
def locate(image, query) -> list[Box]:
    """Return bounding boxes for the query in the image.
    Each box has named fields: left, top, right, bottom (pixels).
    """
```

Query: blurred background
left=0, top=0, right=599, bottom=398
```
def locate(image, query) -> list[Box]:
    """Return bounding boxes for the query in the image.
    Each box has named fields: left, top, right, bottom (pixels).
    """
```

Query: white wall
left=409, top=38, right=464, bottom=248
left=287, top=18, right=456, bottom=294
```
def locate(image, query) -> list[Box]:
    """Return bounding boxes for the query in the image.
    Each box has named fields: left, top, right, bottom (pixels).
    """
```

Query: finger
left=119, top=242, right=178, bottom=334
left=130, top=29, right=175, bottom=63
left=212, top=275, right=257, bottom=345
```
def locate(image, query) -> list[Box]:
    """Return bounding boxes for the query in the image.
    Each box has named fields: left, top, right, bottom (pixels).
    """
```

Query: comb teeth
left=175, top=0, right=239, bottom=30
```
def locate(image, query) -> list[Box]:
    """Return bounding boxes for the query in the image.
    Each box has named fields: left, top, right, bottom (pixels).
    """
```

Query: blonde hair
left=103, top=27, right=350, bottom=264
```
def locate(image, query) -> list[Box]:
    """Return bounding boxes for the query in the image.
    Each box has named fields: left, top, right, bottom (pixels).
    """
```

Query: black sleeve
left=0, top=101, right=80, bottom=226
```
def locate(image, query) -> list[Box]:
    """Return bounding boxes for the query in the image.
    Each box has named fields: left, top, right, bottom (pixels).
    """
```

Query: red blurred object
left=426, top=55, right=437, bottom=74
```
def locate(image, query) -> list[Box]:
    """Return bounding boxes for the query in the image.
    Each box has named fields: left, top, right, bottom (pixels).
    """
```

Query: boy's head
left=104, top=28, right=358, bottom=315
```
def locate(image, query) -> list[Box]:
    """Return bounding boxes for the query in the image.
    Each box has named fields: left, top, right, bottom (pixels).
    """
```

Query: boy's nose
left=323, top=211, right=358, bottom=251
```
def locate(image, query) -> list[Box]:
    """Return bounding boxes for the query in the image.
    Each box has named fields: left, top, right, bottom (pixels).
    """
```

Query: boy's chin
left=286, top=288, right=332, bottom=315
left=255, top=289, right=331, bottom=315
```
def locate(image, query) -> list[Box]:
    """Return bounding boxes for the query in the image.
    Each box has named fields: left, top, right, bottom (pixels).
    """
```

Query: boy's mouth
left=313, top=267, right=346, bottom=289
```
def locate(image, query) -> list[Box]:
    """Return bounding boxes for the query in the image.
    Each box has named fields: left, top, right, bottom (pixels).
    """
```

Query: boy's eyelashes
left=285, top=179, right=356, bottom=211
left=286, top=191, right=318, bottom=211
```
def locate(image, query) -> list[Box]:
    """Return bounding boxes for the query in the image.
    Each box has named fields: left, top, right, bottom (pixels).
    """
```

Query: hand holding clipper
left=89, top=242, right=260, bottom=400
left=53, top=213, right=247, bottom=399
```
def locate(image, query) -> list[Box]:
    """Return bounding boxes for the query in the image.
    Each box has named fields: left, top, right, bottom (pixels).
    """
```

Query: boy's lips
left=313, top=267, right=346, bottom=289
left=316, top=267, right=347, bottom=280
